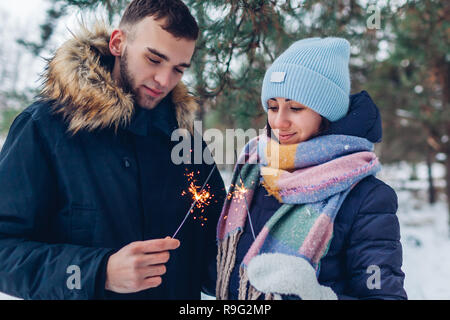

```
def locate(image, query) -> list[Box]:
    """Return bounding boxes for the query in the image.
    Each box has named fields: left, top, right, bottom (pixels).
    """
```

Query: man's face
left=114, top=16, right=196, bottom=109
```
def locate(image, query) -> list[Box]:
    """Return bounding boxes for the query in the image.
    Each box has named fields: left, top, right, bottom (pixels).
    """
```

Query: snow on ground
left=0, top=292, right=19, bottom=300
left=395, top=190, right=450, bottom=299
left=1, top=163, right=449, bottom=300
left=379, top=162, right=450, bottom=299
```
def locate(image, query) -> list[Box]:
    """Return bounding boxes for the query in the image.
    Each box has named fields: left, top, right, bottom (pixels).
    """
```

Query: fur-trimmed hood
left=40, top=23, right=198, bottom=135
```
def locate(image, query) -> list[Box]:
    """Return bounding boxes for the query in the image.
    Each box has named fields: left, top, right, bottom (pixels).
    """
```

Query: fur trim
left=40, top=22, right=198, bottom=135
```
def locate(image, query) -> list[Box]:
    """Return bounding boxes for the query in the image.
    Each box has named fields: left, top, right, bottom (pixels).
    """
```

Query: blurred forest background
left=0, top=0, right=450, bottom=299
left=0, top=0, right=448, bottom=211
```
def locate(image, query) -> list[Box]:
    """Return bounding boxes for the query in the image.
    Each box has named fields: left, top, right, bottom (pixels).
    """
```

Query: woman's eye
left=291, top=107, right=303, bottom=111
left=268, top=106, right=278, bottom=111
left=174, top=68, right=184, bottom=74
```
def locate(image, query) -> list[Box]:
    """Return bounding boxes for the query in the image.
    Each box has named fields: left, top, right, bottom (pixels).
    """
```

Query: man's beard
left=119, top=49, right=158, bottom=109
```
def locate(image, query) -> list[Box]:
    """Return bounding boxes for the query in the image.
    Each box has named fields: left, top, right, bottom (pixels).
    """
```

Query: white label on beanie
left=270, top=72, right=286, bottom=83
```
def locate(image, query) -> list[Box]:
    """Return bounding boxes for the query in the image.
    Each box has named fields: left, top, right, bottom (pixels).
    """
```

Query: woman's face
left=267, top=97, right=323, bottom=145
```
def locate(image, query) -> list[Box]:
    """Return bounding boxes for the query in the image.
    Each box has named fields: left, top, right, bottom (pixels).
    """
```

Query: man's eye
left=148, top=57, right=160, bottom=64
left=174, top=68, right=184, bottom=74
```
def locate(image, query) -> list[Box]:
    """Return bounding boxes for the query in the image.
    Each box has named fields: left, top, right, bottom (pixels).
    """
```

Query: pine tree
left=366, top=0, right=450, bottom=229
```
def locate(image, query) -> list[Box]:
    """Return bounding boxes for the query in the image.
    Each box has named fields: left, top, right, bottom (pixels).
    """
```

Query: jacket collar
left=323, top=91, right=382, bottom=143
left=40, top=23, right=197, bottom=136
left=126, top=96, right=178, bottom=137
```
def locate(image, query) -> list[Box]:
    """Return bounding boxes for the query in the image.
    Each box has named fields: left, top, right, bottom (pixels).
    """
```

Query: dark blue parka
left=229, top=91, right=408, bottom=300
left=0, top=27, right=225, bottom=300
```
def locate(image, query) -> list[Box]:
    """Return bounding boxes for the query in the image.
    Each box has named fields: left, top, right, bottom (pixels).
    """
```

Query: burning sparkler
left=172, top=165, right=217, bottom=239
left=236, top=175, right=256, bottom=241
left=229, top=150, right=256, bottom=241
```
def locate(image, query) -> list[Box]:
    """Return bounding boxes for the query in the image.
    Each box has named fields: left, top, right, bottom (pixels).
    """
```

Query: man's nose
left=154, top=68, right=171, bottom=88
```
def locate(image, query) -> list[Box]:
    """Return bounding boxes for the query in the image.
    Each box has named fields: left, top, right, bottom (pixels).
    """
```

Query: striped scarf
left=216, top=134, right=381, bottom=300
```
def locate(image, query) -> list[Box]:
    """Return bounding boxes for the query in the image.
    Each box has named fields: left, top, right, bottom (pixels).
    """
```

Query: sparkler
left=172, top=164, right=217, bottom=239
left=236, top=173, right=256, bottom=241
left=232, top=150, right=256, bottom=241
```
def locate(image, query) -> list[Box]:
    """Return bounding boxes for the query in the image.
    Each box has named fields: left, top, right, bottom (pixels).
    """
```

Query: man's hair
left=119, top=0, right=199, bottom=40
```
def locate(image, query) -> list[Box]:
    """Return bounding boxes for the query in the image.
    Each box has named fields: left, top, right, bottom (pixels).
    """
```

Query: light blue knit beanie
left=261, top=37, right=351, bottom=121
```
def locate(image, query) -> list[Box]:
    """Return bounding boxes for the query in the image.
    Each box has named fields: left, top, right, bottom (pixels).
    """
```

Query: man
left=0, top=0, right=225, bottom=300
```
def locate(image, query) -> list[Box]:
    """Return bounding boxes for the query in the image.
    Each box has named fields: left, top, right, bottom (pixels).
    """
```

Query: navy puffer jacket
left=228, top=91, right=407, bottom=300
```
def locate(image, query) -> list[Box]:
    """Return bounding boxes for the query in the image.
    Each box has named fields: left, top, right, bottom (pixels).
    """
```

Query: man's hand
left=105, top=237, right=180, bottom=293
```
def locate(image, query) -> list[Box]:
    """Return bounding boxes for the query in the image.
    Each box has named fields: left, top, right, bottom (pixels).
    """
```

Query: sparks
left=187, top=178, right=212, bottom=209
left=172, top=165, right=217, bottom=239
left=229, top=149, right=257, bottom=241
left=227, top=178, right=248, bottom=200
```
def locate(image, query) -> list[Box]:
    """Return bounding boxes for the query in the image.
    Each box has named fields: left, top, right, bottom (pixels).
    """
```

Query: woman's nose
left=273, top=110, right=290, bottom=129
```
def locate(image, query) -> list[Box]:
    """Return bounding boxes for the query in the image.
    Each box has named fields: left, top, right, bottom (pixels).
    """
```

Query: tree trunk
left=426, top=147, right=436, bottom=204
left=443, top=61, right=450, bottom=236
left=410, top=163, right=418, bottom=180
left=446, top=154, right=450, bottom=236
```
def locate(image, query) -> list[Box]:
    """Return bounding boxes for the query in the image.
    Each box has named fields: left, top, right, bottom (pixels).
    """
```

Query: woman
left=216, top=37, right=407, bottom=300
